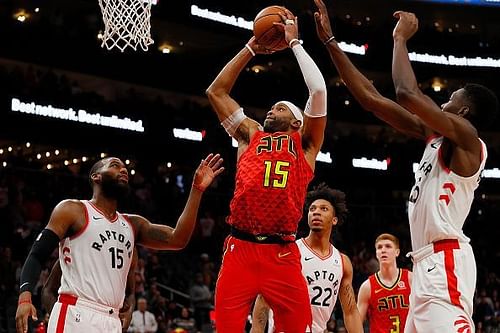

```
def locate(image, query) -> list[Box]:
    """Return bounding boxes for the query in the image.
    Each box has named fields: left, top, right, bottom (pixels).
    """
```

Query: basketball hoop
left=98, top=0, right=154, bottom=52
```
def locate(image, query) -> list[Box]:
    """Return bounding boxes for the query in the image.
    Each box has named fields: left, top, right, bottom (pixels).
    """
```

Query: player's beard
left=100, top=173, right=130, bottom=201
left=263, top=117, right=289, bottom=133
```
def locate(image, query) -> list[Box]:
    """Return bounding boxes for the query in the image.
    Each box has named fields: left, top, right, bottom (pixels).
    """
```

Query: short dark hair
left=463, top=83, right=499, bottom=125
left=305, top=183, right=348, bottom=225
left=88, top=158, right=107, bottom=186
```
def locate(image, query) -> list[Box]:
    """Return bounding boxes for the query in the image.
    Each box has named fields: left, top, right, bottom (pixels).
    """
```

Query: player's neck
left=378, top=264, right=399, bottom=283
left=304, top=233, right=331, bottom=256
left=90, top=196, right=118, bottom=219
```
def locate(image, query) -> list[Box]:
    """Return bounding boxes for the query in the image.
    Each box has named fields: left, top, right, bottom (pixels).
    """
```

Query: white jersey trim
left=300, top=238, right=333, bottom=261
left=88, top=200, right=119, bottom=223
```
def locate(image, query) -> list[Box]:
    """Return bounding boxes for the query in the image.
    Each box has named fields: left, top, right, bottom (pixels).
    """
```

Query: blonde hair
left=375, top=233, right=400, bottom=249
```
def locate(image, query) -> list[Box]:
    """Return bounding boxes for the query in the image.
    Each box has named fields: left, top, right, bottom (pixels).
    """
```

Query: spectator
left=189, top=273, right=212, bottom=332
left=171, top=307, right=196, bottom=333
left=135, top=258, right=147, bottom=299
left=129, top=297, right=158, bottom=333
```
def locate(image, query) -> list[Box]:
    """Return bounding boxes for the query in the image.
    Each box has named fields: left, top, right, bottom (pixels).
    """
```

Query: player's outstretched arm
left=356, top=279, right=371, bottom=324
left=392, top=11, right=478, bottom=148
left=313, top=0, right=428, bottom=140
left=134, top=154, right=224, bottom=250
left=250, top=294, right=270, bottom=333
left=205, top=39, right=266, bottom=144
left=16, top=200, right=82, bottom=333
left=339, top=254, right=364, bottom=333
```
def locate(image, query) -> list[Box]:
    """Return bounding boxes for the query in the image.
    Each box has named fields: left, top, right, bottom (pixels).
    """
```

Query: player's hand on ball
left=192, top=153, right=224, bottom=192
left=275, top=12, right=299, bottom=46
left=247, top=37, right=275, bottom=55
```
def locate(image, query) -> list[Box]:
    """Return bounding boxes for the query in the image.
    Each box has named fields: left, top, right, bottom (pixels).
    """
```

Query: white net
left=98, top=0, right=154, bottom=52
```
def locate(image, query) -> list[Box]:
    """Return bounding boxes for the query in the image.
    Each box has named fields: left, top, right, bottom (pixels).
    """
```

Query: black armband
left=20, top=228, right=60, bottom=293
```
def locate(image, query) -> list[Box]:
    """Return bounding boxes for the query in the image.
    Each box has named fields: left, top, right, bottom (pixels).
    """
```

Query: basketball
left=253, top=6, right=292, bottom=51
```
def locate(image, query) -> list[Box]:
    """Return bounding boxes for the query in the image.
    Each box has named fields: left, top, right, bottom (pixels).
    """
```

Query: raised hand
left=246, top=36, right=276, bottom=55
left=15, top=301, right=38, bottom=333
left=393, top=11, right=418, bottom=41
left=275, top=11, right=299, bottom=46
left=192, top=153, right=224, bottom=192
left=313, top=0, right=334, bottom=44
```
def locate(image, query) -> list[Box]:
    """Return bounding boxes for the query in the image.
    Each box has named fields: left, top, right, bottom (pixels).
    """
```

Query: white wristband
left=323, top=35, right=336, bottom=45
left=288, top=38, right=301, bottom=48
left=245, top=44, right=255, bottom=57
left=221, top=107, right=247, bottom=137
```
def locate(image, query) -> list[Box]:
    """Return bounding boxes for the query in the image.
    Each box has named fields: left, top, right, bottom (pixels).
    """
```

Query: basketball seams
left=253, top=6, right=290, bottom=51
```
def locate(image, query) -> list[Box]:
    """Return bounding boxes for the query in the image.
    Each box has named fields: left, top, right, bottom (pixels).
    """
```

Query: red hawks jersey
left=58, top=200, right=135, bottom=309
left=408, top=136, right=487, bottom=250
left=228, top=130, right=313, bottom=235
left=368, top=269, right=411, bottom=333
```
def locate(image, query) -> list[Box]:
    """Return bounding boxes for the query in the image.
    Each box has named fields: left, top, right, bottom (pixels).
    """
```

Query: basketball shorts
left=47, top=294, right=121, bottom=333
left=405, top=239, right=475, bottom=333
left=214, top=236, right=312, bottom=333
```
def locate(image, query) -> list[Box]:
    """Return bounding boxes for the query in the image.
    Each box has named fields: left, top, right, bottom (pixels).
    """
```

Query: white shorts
left=405, top=239, right=476, bottom=333
left=47, top=294, right=121, bottom=333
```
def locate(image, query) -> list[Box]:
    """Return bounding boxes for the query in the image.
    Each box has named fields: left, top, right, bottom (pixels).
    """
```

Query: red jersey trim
left=425, top=133, right=440, bottom=144
left=300, top=238, right=333, bottom=260
left=433, top=239, right=463, bottom=309
left=69, top=201, right=90, bottom=240
left=340, top=252, right=344, bottom=276
left=374, top=269, right=402, bottom=291
left=88, top=201, right=119, bottom=223
left=122, top=214, right=137, bottom=245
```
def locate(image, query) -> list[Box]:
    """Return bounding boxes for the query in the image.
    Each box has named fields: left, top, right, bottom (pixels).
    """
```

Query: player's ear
left=290, top=118, right=302, bottom=130
left=332, top=216, right=338, bottom=226
left=91, top=173, right=101, bottom=184
left=395, top=248, right=400, bottom=257
left=458, top=105, right=469, bottom=117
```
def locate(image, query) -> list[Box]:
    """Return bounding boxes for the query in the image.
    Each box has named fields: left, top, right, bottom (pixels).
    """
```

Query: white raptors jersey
left=298, top=238, right=344, bottom=333
left=58, top=200, right=135, bottom=309
left=408, top=136, right=487, bottom=250
left=267, top=239, right=344, bottom=333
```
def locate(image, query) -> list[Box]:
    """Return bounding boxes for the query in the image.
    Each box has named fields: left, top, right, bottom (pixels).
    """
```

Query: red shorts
left=214, top=236, right=312, bottom=333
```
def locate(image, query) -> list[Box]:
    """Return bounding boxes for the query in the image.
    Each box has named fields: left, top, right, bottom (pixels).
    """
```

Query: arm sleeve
left=291, top=43, right=327, bottom=118
left=20, top=228, right=60, bottom=293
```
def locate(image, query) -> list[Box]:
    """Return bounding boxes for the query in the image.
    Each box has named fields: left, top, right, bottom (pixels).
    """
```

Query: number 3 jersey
left=367, top=269, right=411, bottom=333
left=228, top=131, right=313, bottom=235
left=297, top=239, right=343, bottom=333
left=408, top=136, right=487, bottom=250
left=58, top=200, right=135, bottom=309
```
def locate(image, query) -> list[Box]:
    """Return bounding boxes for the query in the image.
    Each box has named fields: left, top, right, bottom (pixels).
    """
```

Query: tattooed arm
left=250, top=294, right=270, bottom=333
left=338, top=254, right=364, bottom=333
left=132, top=154, right=224, bottom=250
